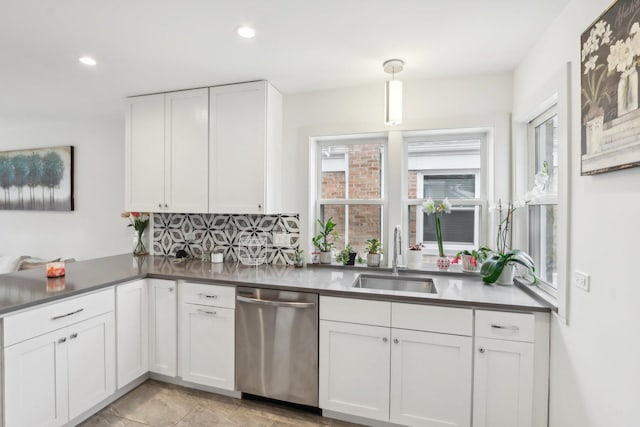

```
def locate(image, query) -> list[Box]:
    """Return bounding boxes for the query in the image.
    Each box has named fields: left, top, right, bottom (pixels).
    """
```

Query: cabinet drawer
left=320, top=296, right=390, bottom=327
left=4, top=288, right=115, bottom=347
left=180, top=282, right=235, bottom=309
left=475, top=310, right=535, bottom=343
left=392, top=303, right=472, bottom=336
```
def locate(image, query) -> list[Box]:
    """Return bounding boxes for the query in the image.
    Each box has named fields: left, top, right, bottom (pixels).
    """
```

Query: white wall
left=514, top=1, right=640, bottom=426
left=282, top=72, right=514, bottom=251
left=0, top=118, right=131, bottom=260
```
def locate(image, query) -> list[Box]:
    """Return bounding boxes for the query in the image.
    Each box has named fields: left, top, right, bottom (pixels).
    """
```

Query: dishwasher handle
left=237, top=295, right=316, bottom=309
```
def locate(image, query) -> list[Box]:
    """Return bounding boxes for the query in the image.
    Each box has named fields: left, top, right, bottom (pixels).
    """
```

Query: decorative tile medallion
left=152, top=213, right=300, bottom=265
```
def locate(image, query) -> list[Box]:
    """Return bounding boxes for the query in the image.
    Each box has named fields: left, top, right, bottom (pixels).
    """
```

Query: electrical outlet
left=574, top=270, right=590, bottom=292
left=185, top=232, right=196, bottom=241
left=273, top=233, right=290, bottom=247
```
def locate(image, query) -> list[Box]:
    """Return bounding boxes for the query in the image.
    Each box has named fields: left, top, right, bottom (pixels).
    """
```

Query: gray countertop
left=0, top=254, right=553, bottom=316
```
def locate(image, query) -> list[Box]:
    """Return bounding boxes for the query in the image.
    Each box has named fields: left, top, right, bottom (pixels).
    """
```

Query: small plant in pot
left=336, top=244, right=357, bottom=266
left=293, top=249, right=304, bottom=268
left=365, top=238, right=383, bottom=267
left=312, top=217, right=339, bottom=264
left=455, top=247, right=491, bottom=272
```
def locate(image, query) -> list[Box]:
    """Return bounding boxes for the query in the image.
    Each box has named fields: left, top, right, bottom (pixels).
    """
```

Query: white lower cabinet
left=320, top=297, right=476, bottom=427
left=472, top=309, right=542, bottom=427
left=66, top=313, right=116, bottom=420
left=4, top=291, right=115, bottom=427
left=472, top=338, right=534, bottom=427
left=319, top=320, right=391, bottom=421
left=179, top=282, right=235, bottom=390
left=390, top=329, right=472, bottom=427
left=116, top=279, right=149, bottom=388
left=148, top=279, right=177, bottom=376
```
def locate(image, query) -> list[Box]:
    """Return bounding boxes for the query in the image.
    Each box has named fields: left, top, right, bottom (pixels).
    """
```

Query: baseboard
left=149, top=372, right=242, bottom=399
left=322, top=409, right=405, bottom=427
left=64, top=373, right=149, bottom=427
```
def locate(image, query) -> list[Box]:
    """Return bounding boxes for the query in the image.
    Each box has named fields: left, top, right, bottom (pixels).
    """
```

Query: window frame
left=404, top=131, right=489, bottom=256
left=526, top=106, right=559, bottom=297
left=315, top=135, right=388, bottom=256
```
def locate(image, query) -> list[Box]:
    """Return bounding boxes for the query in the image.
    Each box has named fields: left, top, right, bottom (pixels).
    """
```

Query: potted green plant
left=365, top=238, right=383, bottom=267
left=481, top=201, right=536, bottom=284
left=312, top=217, right=339, bottom=264
left=336, top=244, right=357, bottom=266
left=293, top=249, right=304, bottom=268
left=455, top=247, right=491, bottom=272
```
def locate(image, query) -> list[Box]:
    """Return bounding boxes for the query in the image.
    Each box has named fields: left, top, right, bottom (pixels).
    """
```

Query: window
left=316, top=136, right=386, bottom=256
left=405, top=133, right=486, bottom=255
left=528, top=108, right=558, bottom=292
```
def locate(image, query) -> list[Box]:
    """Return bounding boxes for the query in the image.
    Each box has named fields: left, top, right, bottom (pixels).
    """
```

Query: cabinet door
left=165, top=88, right=209, bottom=213
left=67, top=312, right=116, bottom=420
left=125, top=93, right=166, bottom=212
left=473, top=337, right=534, bottom=427
left=116, top=279, right=149, bottom=388
left=319, top=320, right=390, bottom=421
left=390, top=329, right=472, bottom=427
left=4, top=329, right=69, bottom=427
left=149, top=279, right=177, bottom=376
left=179, top=304, right=235, bottom=389
left=209, top=81, right=266, bottom=214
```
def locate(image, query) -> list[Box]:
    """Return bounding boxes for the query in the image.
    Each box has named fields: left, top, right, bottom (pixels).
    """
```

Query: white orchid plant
left=481, top=163, right=549, bottom=284
left=421, top=198, right=451, bottom=257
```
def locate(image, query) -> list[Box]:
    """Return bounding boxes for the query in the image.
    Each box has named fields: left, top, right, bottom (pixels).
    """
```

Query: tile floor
left=80, top=380, right=362, bottom=427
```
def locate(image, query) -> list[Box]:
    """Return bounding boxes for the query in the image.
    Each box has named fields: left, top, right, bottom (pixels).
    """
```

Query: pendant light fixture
left=383, top=59, right=404, bottom=126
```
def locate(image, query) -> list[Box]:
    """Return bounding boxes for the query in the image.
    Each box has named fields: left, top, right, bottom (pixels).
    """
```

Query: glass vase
left=133, top=231, right=147, bottom=256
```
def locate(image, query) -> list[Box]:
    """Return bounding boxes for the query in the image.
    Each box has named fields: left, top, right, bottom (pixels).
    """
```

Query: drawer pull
left=198, top=293, right=218, bottom=299
left=197, top=309, right=217, bottom=316
left=491, top=324, right=519, bottom=331
left=58, top=337, right=67, bottom=344
left=382, top=337, right=388, bottom=343
left=52, top=308, right=84, bottom=320
left=70, top=333, right=78, bottom=339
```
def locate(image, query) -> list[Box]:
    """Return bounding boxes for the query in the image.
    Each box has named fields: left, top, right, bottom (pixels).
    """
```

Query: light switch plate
left=273, top=233, right=290, bottom=247
left=574, top=270, right=590, bottom=292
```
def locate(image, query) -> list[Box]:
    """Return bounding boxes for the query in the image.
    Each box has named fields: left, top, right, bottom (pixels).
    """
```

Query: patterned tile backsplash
left=152, top=213, right=300, bottom=265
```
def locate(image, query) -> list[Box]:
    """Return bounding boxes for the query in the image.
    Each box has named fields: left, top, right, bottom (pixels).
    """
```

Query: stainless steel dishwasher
left=236, top=287, right=318, bottom=407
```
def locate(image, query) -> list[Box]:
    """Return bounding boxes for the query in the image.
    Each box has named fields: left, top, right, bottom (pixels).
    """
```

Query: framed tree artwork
left=0, top=146, right=74, bottom=211
left=581, top=0, right=640, bottom=175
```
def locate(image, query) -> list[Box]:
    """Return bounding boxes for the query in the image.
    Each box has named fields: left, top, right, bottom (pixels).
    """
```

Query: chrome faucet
left=392, top=225, right=402, bottom=275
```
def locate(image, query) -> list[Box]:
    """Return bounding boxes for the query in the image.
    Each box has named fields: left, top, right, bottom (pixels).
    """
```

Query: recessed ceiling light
left=236, top=26, right=256, bottom=39
left=78, top=56, right=97, bottom=66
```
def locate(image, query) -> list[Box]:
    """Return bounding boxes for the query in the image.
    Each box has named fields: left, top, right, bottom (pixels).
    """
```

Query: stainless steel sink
left=352, top=274, right=437, bottom=294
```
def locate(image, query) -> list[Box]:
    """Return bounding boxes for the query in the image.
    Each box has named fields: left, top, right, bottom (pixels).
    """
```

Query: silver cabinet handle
left=237, top=295, right=316, bottom=309
left=258, top=204, right=262, bottom=209
left=164, top=204, right=168, bottom=208
left=158, top=203, right=162, bottom=208
left=58, top=337, right=67, bottom=344
left=394, top=338, right=399, bottom=344
left=382, top=337, right=388, bottom=343
left=52, top=308, right=84, bottom=320
left=169, top=288, right=174, bottom=293
left=198, top=293, right=217, bottom=299
left=197, top=309, right=217, bottom=316
left=70, top=333, right=78, bottom=339
left=479, top=347, right=486, bottom=354
left=491, top=324, right=519, bottom=331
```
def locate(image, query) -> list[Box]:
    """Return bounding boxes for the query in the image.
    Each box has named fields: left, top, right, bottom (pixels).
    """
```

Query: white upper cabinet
left=125, top=88, right=209, bottom=213
left=164, top=89, right=209, bottom=213
left=209, top=81, right=282, bottom=214
left=125, top=93, right=166, bottom=212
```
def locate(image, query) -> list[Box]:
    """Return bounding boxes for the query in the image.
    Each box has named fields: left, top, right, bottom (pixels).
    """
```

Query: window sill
left=514, top=277, right=558, bottom=312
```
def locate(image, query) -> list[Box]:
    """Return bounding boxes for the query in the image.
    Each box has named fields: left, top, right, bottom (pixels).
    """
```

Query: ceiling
left=0, top=0, right=569, bottom=122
